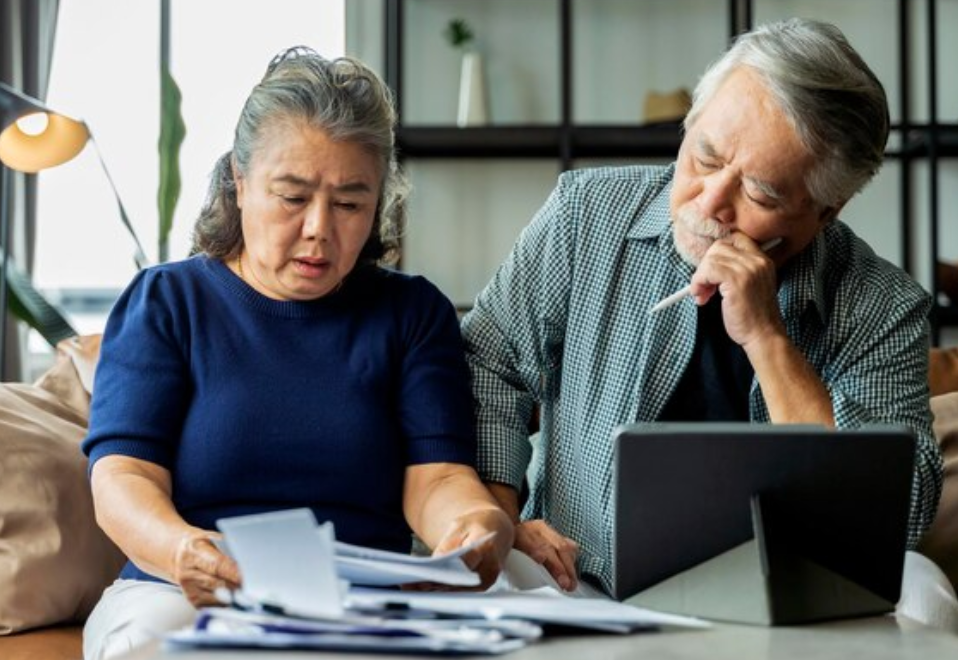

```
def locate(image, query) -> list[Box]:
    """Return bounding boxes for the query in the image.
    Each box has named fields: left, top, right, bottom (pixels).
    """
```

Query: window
left=33, top=1, right=344, bottom=359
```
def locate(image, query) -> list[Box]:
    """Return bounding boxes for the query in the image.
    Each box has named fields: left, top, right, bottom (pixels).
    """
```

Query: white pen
left=649, top=237, right=783, bottom=314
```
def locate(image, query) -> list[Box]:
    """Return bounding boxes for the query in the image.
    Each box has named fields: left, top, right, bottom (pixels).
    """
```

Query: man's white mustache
left=674, top=207, right=729, bottom=240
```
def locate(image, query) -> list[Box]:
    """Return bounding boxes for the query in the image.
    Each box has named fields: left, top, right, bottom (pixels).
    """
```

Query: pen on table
left=649, top=237, right=783, bottom=314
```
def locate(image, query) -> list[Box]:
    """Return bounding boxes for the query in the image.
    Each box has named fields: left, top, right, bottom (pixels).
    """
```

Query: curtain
left=0, top=0, right=60, bottom=381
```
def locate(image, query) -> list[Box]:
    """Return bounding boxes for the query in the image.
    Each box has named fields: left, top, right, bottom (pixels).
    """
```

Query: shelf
left=397, top=126, right=561, bottom=159
left=901, top=125, right=958, bottom=157
left=571, top=124, right=683, bottom=159
left=396, top=123, right=684, bottom=160
left=397, top=124, right=958, bottom=161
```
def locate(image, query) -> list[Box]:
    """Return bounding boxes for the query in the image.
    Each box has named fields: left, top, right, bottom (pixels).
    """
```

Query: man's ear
left=818, top=202, right=845, bottom=225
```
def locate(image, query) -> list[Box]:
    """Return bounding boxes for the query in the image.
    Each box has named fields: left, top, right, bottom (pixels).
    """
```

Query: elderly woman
left=81, top=47, right=513, bottom=659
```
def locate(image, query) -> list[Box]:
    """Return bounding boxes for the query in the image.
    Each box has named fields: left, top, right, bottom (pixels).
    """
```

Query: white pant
left=896, top=551, right=958, bottom=633
left=83, top=580, right=195, bottom=660
left=82, top=550, right=958, bottom=659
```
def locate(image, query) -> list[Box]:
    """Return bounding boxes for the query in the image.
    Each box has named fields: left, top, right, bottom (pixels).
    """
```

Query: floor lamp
left=0, top=81, right=89, bottom=378
left=0, top=82, right=150, bottom=379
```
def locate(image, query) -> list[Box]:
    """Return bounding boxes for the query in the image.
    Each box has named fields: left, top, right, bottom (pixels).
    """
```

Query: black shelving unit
left=395, top=124, right=687, bottom=160
left=383, top=0, right=954, bottom=339
left=385, top=0, right=741, bottom=170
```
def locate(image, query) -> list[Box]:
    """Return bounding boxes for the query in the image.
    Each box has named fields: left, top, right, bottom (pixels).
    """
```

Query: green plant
left=444, top=18, right=475, bottom=50
left=157, top=67, right=185, bottom=263
left=157, top=0, right=185, bottom=264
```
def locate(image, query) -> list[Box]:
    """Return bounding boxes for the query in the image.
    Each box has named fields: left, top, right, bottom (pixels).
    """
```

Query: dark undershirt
left=658, top=296, right=754, bottom=421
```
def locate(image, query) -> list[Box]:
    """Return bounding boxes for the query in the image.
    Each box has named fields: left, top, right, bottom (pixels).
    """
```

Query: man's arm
left=461, top=175, right=577, bottom=496
left=689, top=232, right=941, bottom=544
left=461, top=174, right=583, bottom=589
left=744, top=333, right=835, bottom=425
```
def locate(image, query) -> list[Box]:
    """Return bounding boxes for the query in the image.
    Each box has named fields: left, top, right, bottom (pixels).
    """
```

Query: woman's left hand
left=431, top=507, right=515, bottom=590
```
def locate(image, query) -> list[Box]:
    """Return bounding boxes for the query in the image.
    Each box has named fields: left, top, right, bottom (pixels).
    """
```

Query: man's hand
left=171, top=533, right=241, bottom=607
left=688, top=232, right=835, bottom=425
left=688, top=233, right=784, bottom=348
left=514, top=519, right=579, bottom=591
left=431, top=507, right=515, bottom=590
left=484, top=482, right=580, bottom=591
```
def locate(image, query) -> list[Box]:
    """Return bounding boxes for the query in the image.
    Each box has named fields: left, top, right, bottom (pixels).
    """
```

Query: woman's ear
left=232, top=156, right=245, bottom=209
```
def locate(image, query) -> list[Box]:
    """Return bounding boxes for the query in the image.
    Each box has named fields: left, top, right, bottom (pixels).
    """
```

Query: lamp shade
left=0, top=81, right=89, bottom=173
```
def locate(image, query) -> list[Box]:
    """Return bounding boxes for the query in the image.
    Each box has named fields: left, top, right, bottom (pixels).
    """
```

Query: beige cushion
left=930, top=347, right=958, bottom=397
left=919, top=392, right=958, bottom=591
left=0, top=338, right=125, bottom=635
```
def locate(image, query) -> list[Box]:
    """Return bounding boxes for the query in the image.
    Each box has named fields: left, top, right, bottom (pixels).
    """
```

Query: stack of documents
left=165, top=508, right=707, bottom=654
left=166, top=606, right=533, bottom=654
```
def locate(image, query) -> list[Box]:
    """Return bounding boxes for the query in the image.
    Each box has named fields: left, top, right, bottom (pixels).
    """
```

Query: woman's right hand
left=171, top=532, right=242, bottom=607
left=514, top=519, right=580, bottom=591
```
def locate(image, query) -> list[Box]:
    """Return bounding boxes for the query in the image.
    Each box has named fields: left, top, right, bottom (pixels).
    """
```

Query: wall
left=347, top=0, right=958, bottom=344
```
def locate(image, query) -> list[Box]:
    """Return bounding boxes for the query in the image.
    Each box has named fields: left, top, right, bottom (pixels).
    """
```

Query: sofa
left=1, top=341, right=957, bottom=660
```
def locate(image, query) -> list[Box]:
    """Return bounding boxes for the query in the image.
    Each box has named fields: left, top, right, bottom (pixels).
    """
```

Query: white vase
left=457, top=51, right=489, bottom=127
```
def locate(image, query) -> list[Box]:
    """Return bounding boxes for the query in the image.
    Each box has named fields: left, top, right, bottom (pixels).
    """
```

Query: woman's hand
left=404, top=463, right=517, bottom=590
left=91, top=455, right=244, bottom=603
left=514, top=519, right=579, bottom=591
left=171, top=532, right=242, bottom=607
left=431, top=507, right=515, bottom=589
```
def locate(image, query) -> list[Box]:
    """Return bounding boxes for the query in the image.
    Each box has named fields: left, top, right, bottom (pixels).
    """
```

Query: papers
left=347, top=585, right=709, bottom=634
left=335, top=533, right=491, bottom=587
left=216, top=508, right=480, bottom=591
left=172, top=509, right=709, bottom=655
left=216, top=509, right=343, bottom=619
left=166, top=585, right=707, bottom=655
left=165, top=607, right=529, bottom=655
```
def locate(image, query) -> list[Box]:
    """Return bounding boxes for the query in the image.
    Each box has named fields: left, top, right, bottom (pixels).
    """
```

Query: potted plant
left=444, top=18, right=488, bottom=127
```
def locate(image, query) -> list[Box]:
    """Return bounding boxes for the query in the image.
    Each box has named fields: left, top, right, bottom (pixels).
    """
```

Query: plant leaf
left=3, top=256, right=76, bottom=346
left=157, top=66, right=186, bottom=263
left=444, top=18, right=474, bottom=49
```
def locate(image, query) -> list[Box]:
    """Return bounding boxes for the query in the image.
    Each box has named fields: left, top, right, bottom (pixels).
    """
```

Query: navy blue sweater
left=83, top=256, right=475, bottom=581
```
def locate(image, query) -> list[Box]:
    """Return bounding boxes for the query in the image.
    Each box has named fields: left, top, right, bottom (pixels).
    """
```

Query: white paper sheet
left=346, top=586, right=710, bottom=633
left=334, top=532, right=492, bottom=587
left=216, top=508, right=342, bottom=619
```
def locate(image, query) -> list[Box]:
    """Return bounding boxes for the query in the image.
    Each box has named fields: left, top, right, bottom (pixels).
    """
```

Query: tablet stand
left=624, top=495, right=895, bottom=625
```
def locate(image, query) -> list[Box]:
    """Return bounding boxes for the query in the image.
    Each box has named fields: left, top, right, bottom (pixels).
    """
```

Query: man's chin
left=674, top=237, right=707, bottom=267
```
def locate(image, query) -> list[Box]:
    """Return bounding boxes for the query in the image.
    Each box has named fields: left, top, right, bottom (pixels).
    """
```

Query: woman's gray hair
left=192, top=46, right=408, bottom=264
left=685, top=18, right=889, bottom=209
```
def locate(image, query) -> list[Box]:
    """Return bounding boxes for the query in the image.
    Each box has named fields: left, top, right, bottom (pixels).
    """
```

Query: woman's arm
left=403, top=463, right=514, bottom=589
left=90, top=455, right=240, bottom=606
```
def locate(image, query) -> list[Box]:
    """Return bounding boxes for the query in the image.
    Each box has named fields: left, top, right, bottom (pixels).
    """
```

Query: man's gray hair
left=193, top=47, right=408, bottom=264
left=685, top=18, right=889, bottom=209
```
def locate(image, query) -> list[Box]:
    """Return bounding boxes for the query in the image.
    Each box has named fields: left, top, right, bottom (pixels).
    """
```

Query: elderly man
left=462, top=18, right=956, bottom=629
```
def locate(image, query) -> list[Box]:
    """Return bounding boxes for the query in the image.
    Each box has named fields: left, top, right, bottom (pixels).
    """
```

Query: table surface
left=120, top=614, right=958, bottom=660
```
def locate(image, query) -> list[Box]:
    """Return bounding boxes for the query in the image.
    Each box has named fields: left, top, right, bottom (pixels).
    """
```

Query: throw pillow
left=918, top=392, right=958, bottom=591
left=0, top=340, right=125, bottom=634
left=930, top=347, right=958, bottom=397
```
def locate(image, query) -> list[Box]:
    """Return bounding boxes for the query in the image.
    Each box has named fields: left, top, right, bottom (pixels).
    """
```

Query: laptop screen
left=612, top=423, right=915, bottom=621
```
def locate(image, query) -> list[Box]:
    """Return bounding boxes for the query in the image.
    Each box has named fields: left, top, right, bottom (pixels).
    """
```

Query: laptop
left=611, top=423, right=916, bottom=625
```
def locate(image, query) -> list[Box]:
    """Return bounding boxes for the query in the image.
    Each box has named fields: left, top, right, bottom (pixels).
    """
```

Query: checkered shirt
left=461, top=164, right=943, bottom=596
